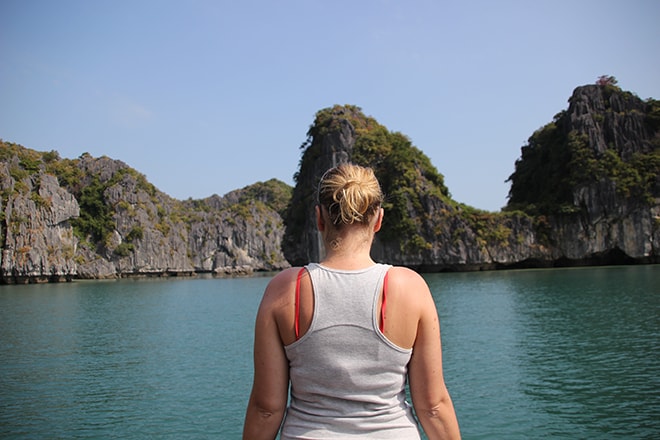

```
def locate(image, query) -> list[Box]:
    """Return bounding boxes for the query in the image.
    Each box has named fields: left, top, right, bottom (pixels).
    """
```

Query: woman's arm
left=242, top=271, right=293, bottom=440
left=406, top=273, right=461, bottom=440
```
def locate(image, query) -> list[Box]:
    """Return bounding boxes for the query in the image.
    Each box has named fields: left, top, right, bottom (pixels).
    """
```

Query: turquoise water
left=1, top=266, right=658, bottom=439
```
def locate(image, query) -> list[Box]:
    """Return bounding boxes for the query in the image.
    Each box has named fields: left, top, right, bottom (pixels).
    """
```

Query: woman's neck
left=320, top=231, right=375, bottom=270
left=320, top=251, right=375, bottom=270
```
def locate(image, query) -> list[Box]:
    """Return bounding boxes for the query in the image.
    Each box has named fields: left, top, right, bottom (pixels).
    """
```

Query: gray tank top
left=281, top=263, right=421, bottom=439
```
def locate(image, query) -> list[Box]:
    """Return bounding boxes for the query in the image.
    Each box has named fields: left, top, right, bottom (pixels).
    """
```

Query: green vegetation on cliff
left=506, top=83, right=660, bottom=215
left=1, top=140, right=293, bottom=262
left=294, top=105, right=452, bottom=253
left=74, top=175, right=115, bottom=243
left=231, top=179, right=292, bottom=217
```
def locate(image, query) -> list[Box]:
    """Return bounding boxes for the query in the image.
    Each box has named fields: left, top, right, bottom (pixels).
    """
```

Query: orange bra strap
left=295, top=267, right=305, bottom=340
left=380, top=271, right=389, bottom=333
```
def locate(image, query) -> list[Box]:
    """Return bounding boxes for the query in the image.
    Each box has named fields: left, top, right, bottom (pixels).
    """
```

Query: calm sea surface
left=1, top=265, right=658, bottom=439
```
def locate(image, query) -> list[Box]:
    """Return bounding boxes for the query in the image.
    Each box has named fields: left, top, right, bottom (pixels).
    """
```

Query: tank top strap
left=380, top=269, right=390, bottom=333
left=294, top=267, right=306, bottom=341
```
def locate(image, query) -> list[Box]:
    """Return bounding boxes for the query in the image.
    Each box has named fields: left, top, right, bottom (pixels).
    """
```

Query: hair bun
left=317, top=163, right=383, bottom=226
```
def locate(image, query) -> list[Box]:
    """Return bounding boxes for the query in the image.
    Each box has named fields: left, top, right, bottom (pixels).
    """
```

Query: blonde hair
left=317, top=163, right=383, bottom=227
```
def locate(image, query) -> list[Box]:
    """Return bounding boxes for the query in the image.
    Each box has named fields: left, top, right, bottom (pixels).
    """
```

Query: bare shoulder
left=260, top=267, right=303, bottom=307
left=387, top=266, right=431, bottom=293
left=386, top=266, right=435, bottom=310
left=267, top=267, right=302, bottom=289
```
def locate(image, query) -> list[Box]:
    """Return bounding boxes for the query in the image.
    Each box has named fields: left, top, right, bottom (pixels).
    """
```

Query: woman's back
left=242, top=163, right=460, bottom=440
left=280, top=263, right=421, bottom=439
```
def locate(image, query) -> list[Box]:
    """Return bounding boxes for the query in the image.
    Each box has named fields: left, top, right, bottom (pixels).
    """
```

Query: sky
left=1, top=0, right=658, bottom=211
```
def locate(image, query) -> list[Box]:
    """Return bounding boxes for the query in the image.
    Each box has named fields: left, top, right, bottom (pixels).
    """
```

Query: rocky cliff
left=282, top=105, right=553, bottom=269
left=507, top=84, right=659, bottom=265
left=0, top=153, right=79, bottom=282
left=2, top=81, right=658, bottom=282
left=283, top=84, right=659, bottom=269
left=0, top=144, right=290, bottom=283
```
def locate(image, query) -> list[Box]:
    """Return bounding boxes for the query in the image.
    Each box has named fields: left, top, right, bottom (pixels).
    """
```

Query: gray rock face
left=1, top=161, right=79, bottom=283
left=0, top=147, right=289, bottom=283
left=552, top=178, right=657, bottom=261
left=552, top=86, right=659, bottom=263
left=283, top=111, right=358, bottom=265
left=568, top=85, right=655, bottom=158
left=187, top=204, right=288, bottom=275
left=72, top=156, right=290, bottom=279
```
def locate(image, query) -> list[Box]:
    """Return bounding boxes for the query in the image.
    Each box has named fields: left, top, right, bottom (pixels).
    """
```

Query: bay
left=0, top=265, right=658, bottom=439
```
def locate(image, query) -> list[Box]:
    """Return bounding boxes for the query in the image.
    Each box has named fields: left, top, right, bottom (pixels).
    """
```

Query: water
left=1, top=266, right=658, bottom=439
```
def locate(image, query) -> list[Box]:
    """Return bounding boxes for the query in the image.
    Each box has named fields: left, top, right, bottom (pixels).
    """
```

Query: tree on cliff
left=596, top=75, right=618, bottom=87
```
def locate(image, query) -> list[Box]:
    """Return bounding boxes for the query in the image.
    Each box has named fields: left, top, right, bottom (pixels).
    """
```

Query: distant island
left=1, top=77, right=658, bottom=283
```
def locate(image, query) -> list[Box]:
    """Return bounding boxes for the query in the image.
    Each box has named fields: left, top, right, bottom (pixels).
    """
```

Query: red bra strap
left=380, top=271, right=389, bottom=333
left=295, top=267, right=305, bottom=340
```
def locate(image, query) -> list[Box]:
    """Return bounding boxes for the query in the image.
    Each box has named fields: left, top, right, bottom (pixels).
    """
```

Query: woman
left=243, top=163, right=460, bottom=439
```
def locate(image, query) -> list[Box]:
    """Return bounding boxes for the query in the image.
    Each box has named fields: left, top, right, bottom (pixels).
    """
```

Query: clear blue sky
left=2, top=0, right=658, bottom=211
